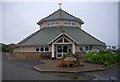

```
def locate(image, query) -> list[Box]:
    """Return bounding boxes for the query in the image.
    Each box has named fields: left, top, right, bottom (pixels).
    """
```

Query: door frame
left=56, top=45, right=68, bottom=59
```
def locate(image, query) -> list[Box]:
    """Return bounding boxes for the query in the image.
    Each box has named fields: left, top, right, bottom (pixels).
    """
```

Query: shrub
left=84, top=50, right=119, bottom=66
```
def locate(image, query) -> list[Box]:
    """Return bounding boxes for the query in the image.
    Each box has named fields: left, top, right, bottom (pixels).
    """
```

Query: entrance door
left=57, top=45, right=68, bottom=58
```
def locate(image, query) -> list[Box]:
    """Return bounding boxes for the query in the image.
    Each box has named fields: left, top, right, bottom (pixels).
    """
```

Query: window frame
left=47, top=21, right=58, bottom=27
left=36, top=46, right=49, bottom=52
left=64, top=21, right=75, bottom=26
left=45, top=46, right=49, bottom=52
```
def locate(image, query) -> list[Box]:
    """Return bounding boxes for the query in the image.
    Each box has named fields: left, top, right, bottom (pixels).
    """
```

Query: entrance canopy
left=50, top=32, right=77, bottom=59
left=48, top=32, right=79, bottom=45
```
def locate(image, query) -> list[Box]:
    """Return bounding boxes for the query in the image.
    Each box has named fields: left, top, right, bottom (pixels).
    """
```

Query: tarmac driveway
left=12, top=60, right=46, bottom=67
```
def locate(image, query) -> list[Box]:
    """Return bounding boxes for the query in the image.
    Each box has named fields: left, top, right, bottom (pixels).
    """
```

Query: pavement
left=3, top=53, right=119, bottom=80
left=6, top=53, right=106, bottom=73
left=34, top=59, right=107, bottom=73
left=2, top=53, right=69, bottom=80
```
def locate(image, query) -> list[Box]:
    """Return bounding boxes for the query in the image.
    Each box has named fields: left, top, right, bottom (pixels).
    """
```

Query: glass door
left=63, top=46, right=68, bottom=56
left=57, top=46, right=62, bottom=58
left=57, top=45, right=68, bottom=59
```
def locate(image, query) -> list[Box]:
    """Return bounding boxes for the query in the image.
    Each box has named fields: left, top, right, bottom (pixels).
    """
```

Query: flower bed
left=59, top=61, right=76, bottom=67
left=58, top=53, right=84, bottom=67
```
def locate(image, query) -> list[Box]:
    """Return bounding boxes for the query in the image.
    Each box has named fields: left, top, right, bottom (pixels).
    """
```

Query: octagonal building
left=14, top=8, right=106, bottom=59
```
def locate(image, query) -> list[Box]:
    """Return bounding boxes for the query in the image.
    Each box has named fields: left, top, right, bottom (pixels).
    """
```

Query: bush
left=84, top=50, right=119, bottom=67
left=1, top=44, right=14, bottom=53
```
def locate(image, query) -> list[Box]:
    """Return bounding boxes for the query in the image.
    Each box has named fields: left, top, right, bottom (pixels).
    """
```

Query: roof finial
left=58, top=3, right=62, bottom=9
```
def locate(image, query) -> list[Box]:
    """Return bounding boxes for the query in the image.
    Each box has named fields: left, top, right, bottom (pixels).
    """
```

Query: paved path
left=2, top=53, right=119, bottom=80
left=34, top=59, right=106, bottom=73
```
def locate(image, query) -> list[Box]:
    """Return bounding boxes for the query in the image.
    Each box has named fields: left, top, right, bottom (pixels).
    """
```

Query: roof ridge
left=76, top=27, right=106, bottom=45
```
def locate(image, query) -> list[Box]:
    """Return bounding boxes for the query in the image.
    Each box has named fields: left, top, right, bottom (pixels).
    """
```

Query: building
left=14, top=7, right=106, bottom=59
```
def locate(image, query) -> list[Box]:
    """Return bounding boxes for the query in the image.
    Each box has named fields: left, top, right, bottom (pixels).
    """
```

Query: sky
left=1, top=1, right=119, bottom=47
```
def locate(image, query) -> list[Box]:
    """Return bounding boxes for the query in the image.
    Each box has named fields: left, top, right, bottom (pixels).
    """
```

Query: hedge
left=84, top=50, right=120, bottom=67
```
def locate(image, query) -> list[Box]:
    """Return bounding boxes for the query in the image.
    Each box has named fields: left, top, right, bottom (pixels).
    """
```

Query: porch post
left=72, top=43, right=75, bottom=54
left=52, top=43, right=55, bottom=59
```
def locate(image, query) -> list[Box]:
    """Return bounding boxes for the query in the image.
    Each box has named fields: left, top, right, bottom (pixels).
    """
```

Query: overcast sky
left=2, top=2, right=118, bottom=47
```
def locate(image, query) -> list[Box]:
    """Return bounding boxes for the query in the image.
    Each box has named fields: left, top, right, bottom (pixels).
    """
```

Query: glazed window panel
left=45, top=47, right=49, bottom=51
left=36, top=47, right=39, bottom=51
left=55, top=21, right=58, bottom=25
left=58, top=54, right=62, bottom=57
left=51, top=22, right=54, bottom=25
left=47, top=22, right=50, bottom=26
left=64, top=21, right=75, bottom=26
left=47, top=21, right=58, bottom=26
left=63, top=46, right=68, bottom=53
left=57, top=38, right=63, bottom=42
left=57, top=46, right=62, bottom=53
left=64, top=21, right=67, bottom=25
left=85, top=46, right=88, bottom=51
left=80, top=47, right=83, bottom=51
left=40, top=47, right=44, bottom=51
left=72, top=22, right=75, bottom=25
left=68, top=22, right=71, bottom=25
left=64, top=38, right=69, bottom=42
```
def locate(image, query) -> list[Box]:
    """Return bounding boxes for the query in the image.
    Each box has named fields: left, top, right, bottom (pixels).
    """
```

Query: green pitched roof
left=37, top=9, right=84, bottom=25
left=18, top=26, right=106, bottom=46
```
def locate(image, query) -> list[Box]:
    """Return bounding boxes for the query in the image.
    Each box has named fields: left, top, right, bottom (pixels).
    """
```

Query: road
left=2, top=53, right=119, bottom=81
left=2, top=53, right=69, bottom=80
left=84, top=64, right=119, bottom=80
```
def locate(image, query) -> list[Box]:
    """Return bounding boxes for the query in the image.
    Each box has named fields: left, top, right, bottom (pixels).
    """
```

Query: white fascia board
left=48, top=32, right=79, bottom=44
left=48, top=33, right=63, bottom=44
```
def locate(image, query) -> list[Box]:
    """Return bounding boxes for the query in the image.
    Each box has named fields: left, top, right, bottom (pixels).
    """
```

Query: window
left=63, top=46, right=68, bottom=53
left=69, top=49, right=71, bottom=52
left=57, top=39, right=62, bottom=42
left=36, top=46, right=49, bottom=52
left=40, top=47, right=44, bottom=51
left=72, top=22, right=75, bottom=25
left=64, top=21, right=67, bottom=25
left=90, top=45, right=92, bottom=50
left=85, top=46, right=88, bottom=51
left=58, top=54, right=62, bottom=57
left=57, top=46, right=62, bottom=53
left=45, top=47, right=49, bottom=51
left=68, top=22, right=71, bottom=25
left=64, top=38, right=69, bottom=42
left=64, top=21, right=75, bottom=26
left=55, top=21, right=58, bottom=25
left=51, top=22, right=54, bottom=25
left=47, top=21, right=58, bottom=26
left=80, top=47, right=83, bottom=51
left=36, top=47, right=39, bottom=51
left=47, top=22, right=50, bottom=25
